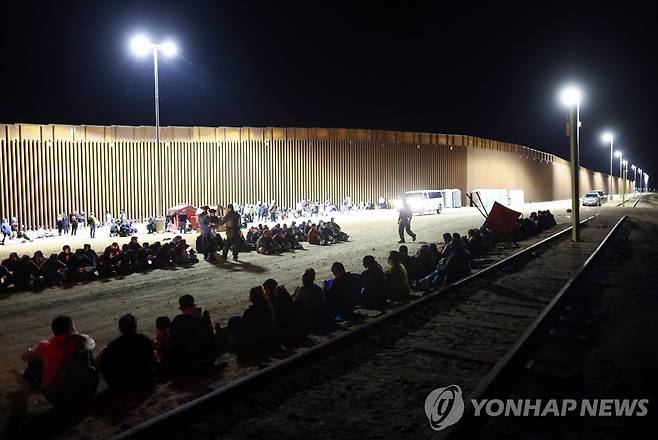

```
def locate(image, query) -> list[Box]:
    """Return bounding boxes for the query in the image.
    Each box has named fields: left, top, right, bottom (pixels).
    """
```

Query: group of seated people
left=18, top=213, right=559, bottom=408
left=0, top=236, right=198, bottom=292
left=108, top=219, right=139, bottom=237
left=512, top=210, right=557, bottom=241
left=246, top=218, right=349, bottom=255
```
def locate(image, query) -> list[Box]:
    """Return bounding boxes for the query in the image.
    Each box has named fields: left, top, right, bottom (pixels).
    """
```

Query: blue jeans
left=90, top=226, right=96, bottom=238
left=419, top=264, right=446, bottom=290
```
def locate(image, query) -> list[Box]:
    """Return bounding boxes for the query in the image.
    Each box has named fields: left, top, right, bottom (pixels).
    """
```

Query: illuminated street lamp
left=601, top=132, right=614, bottom=197
left=129, top=34, right=178, bottom=216
left=631, top=164, right=637, bottom=193
left=559, top=85, right=582, bottom=241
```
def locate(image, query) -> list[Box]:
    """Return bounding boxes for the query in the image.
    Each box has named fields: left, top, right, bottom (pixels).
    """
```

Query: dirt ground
left=0, top=199, right=607, bottom=438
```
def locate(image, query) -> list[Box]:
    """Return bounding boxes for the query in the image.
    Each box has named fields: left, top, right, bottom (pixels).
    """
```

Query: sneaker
left=412, top=235, right=417, bottom=242
left=398, top=239, right=405, bottom=243
left=232, top=255, right=239, bottom=261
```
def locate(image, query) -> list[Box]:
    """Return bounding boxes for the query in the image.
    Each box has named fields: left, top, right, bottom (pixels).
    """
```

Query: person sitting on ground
left=109, top=221, right=119, bottom=237
left=21, top=316, right=98, bottom=407
left=225, top=286, right=276, bottom=353
left=440, top=233, right=454, bottom=259
left=358, top=255, right=387, bottom=308
left=272, top=229, right=292, bottom=252
left=307, top=224, right=321, bottom=245
left=545, top=210, right=557, bottom=228
left=386, top=251, right=413, bottom=301
left=167, top=294, right=218, bottom=371
left=293, top=268, right=331, bottom=332
left=70, top=249, right=95, bottom=282
left=96, top=314, right=157, bottom=391
left=319, top=222, right=336, bottom=245
left=324, top=262, right=360, bottom=320
left=32, top=250, right=47, bottom=269
left=154, top=316, right=171, bottom=364
left=263, top=280, right=303, bottom=343
left=0, top=263, right=11, bottom=291
left=153, top=242, right=173, bottom=268
left=82, top=244, right=98, bottom=263
left=328, top=217, right=349, bottom=241
left=128, top=236, right=141, bottom=253
left=13, top=255, right=40, bottom=290
left=466, top=229, right=483, bottom=259
left=414, top=245, right=435, bottom=279
left=41, top=253, right=67, bottom=285
left=443, top=236, right=472, bottom=284
left=256, top=229, right=277, bottom=255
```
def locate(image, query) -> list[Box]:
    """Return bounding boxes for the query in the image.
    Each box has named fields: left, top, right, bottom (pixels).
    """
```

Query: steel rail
left=442, top=214, right=628, bottom=439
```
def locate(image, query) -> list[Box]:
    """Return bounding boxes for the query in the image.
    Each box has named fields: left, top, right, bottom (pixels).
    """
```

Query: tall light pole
left=130, top=34, right=178, bottom=217
left=602, top=132, right=614, bottom=198
left=621, top=159, right=628, bottom=205
left=631, top=164, right=637, bottom=194
left=560, top=86, right=582, bottom=241
left=638, top=168, right=643, bottom=192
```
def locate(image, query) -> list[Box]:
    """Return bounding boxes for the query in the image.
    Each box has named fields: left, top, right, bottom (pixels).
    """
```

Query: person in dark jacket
left=358, top=256, right=387, bottom=308
left=397, top=197, right=416, bottom=243
left=324, top=262, right=360, bottom=320
left=293, top=268, right=331, bottom=332
left=264, top=282, right=303, bottom=343
left=217, top=204, right=242, bottom=261
left=167, top=294, right=218, bottom=371
left=70, top=214, right=78, bottom=236
left=96, top=314, right=156, bottom=390
left=41, top=254, right=67, bottom=285
left=226, top=286, right=276, bottom=353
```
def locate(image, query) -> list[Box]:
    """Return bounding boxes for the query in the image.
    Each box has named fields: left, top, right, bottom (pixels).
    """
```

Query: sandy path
left=0, top=202, right=576, bottom=407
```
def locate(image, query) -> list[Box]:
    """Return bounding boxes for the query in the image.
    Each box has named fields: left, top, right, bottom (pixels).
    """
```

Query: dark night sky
left=1, top=1, right=656, bottom=180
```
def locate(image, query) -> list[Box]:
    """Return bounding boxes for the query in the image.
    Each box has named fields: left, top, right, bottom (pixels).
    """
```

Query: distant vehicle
left=582, top=191, right=603, bottom=206
left=593, top=190, right=608, bottom=204
left=396, top=190, right=443, bottom=214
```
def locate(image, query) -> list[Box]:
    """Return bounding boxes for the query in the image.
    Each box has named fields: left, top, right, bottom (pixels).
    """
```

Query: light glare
left=602, top=132, right=613, bottom=142
left=162, top=41, right=177, bottom=57
left=130, top=34, right=151, bottom=56
left=559, top=86, right=582, bottom=107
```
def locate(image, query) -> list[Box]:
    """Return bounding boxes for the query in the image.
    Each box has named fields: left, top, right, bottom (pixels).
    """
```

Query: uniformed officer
left=398, top=197, right=417, bottom=243
left=217, top=203, right=242, bottom=261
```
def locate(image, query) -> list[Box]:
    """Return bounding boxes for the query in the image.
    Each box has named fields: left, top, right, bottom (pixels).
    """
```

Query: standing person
left=87, top=213, right=97, bottom=239
left=178, top=211, right=188, bottom=234
left=197, top=205, right=215, bottom=261
left=61, top=214, right=70, bottom=235
left=70, top=214, right=78, bottom=236
left=105, top=211, right=113, bottom=227
left=1, top=219, right=10, bottom=245
left=217, top=204, right=242, bottom=262
left=397, top=196, right=416, bottom=243
left=56, top=214, right=63, bottom=236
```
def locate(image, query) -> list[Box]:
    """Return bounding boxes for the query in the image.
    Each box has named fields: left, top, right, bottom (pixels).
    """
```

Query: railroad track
left=443, top=215, right=628, bottom=439
left=104, top=215, right=615, bottom=440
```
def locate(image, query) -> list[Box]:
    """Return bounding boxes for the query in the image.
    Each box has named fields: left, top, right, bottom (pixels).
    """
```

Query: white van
left=397, top=190, right=444, bottom=215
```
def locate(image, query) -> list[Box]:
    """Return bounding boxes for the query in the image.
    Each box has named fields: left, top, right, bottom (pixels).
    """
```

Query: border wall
left=0, top=123, right=632, bottom=228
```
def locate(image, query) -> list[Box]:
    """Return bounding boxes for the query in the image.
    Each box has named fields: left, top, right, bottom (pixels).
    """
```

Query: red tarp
left=483, top=202, right=521, bottom=239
